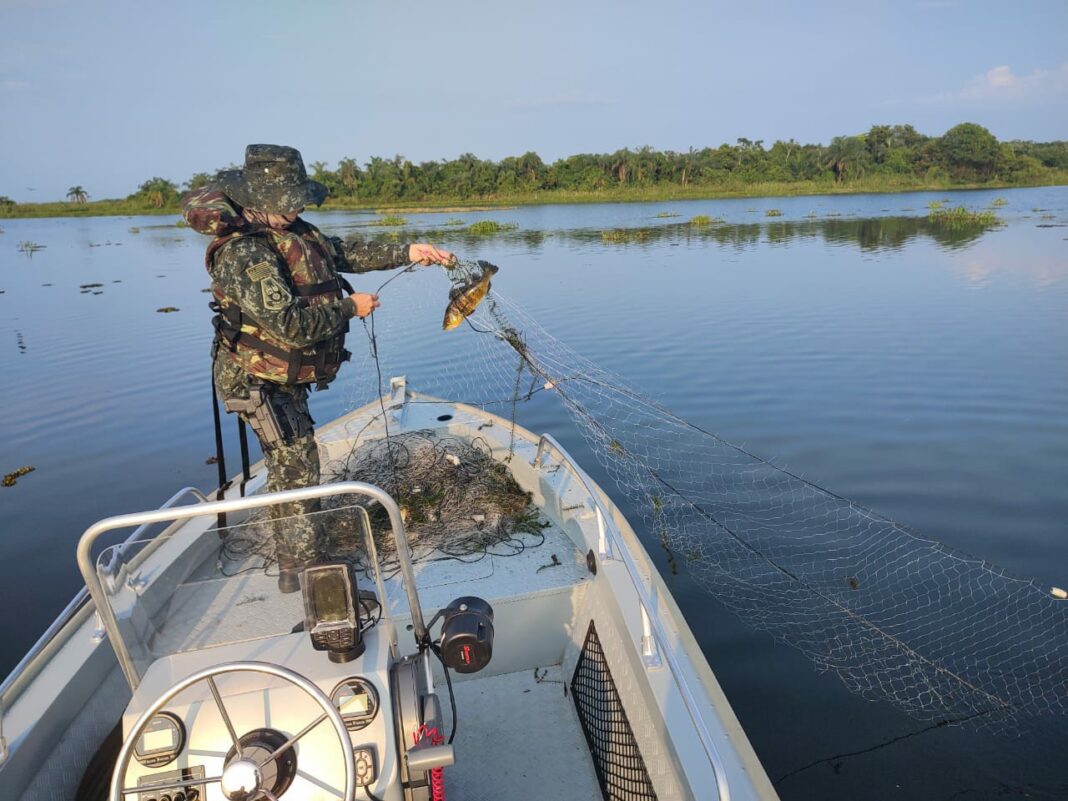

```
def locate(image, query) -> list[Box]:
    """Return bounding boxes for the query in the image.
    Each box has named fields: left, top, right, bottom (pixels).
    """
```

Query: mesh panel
left=571, top=621, right=659, bottom=801
left=344, top=258, right=1068, bottom=734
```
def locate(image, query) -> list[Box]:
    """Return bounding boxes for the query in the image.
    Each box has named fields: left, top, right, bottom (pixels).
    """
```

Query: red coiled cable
left=412, top=724, right=447, bottom=801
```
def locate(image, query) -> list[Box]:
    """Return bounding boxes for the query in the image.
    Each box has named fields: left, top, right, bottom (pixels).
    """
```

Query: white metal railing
left=0, top=486, right=210, bottom=767
left=76, top=482, right=426, bottom=691
left=532, top=433, right=731, bottom=801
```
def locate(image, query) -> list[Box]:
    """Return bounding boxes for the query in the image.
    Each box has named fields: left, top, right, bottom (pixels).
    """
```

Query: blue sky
left=1, top=0, right=1065, bottom=202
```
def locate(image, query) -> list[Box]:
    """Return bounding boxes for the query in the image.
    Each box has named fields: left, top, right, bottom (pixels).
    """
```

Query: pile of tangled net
left=219, top=427, right=547, bottom=582
left=336, top=257, right=1068, bottom=736
left=324, top=430, right=547, bottom=579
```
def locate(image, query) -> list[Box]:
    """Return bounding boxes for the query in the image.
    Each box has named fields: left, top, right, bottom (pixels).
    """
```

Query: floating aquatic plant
left=3, top=466, right=35, bottom=488
left=928, top=206, right=998, bottom=228
left=467, top=220, right=517, bottom=235
left=601, top=228, right=651, bottom=243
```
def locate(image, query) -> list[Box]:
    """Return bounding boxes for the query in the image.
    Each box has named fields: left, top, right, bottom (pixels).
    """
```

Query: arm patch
left=260, top=276, right=292, bottom=311
left=246, top=261, right=274, bottom=282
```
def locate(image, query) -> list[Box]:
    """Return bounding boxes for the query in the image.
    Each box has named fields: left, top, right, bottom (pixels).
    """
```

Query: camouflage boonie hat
left=217, top=144, right=328, bottom=214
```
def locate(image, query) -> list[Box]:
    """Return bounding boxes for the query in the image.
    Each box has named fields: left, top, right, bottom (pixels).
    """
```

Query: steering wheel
left=110, top=661, right=355, bottom=801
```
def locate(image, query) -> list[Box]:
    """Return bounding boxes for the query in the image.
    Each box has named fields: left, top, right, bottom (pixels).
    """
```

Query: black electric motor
left=438, top=597, right=494, bottom=674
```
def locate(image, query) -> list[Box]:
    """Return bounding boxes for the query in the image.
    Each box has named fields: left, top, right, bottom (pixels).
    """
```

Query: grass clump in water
left=601, top=228, right=652, bottom=243
left=928, top=206, right=998, bottom=228
left=378, top=215, right=408, bottom=226
left=765, top=208, right=783, bottom=217
left=990, top=197, right=1008, bottom=207
left=656, top=211, right=680, bottom=218
left=467, top=220, right=517, bottom=235
left=444, top=218, right=465, bottom=226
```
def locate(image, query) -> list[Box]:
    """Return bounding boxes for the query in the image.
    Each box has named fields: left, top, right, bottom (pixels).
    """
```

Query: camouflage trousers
left=214, top=354, right=324, bottom=571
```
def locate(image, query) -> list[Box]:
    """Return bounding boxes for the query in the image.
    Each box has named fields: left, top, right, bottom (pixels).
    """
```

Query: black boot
left=278, top=569, right=301, bottom=594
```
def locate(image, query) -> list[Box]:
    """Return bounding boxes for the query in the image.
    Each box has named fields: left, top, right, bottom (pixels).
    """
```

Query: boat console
left=78, top=482, right=494, bottom=801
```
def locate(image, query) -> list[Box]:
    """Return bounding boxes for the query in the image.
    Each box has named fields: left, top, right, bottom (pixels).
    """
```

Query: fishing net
left=338, top=257, right=1068, bottom=734
left=219, top=427, right=548, bottom=582
left=324, top=429, right=548, bottom=580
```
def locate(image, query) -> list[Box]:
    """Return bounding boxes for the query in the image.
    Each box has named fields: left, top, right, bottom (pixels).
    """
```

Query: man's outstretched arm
left=328, top=236, right=454, bottom=273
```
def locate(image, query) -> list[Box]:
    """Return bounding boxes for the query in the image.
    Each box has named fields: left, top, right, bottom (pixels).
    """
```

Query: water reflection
left=386, top=214, right=1001, bottom=253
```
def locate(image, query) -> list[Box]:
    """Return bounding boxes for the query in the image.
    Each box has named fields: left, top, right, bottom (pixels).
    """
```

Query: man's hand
left=350, top=292, right=380, bottom=318
left=409, top=243, right=455, bottom=267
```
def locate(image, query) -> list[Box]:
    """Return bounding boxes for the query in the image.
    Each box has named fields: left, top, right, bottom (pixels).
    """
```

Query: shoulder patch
left=246, top=261, right=274, bottom=282
left=260, top=276, right=292, bottom=311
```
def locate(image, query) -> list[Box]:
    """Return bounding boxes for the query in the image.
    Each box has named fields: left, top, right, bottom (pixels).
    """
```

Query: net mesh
left=341, top=258, right=1068, bottom=733
left=325, top=429, right=549, bottom=580
left=572, top=621, right=659, bottom=801
left=219, top=429, right=548, bottom=582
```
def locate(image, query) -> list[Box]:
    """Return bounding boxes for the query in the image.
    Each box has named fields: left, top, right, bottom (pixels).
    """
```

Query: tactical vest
left=206, top=220, right=352, bottom=387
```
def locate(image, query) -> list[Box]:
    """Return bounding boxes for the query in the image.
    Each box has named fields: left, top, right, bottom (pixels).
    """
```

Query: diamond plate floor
left=446, top=666, right=602, bottom=801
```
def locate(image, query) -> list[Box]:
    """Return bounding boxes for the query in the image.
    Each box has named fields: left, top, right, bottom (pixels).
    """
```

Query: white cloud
left=955, top=63, right=1068, bottom=102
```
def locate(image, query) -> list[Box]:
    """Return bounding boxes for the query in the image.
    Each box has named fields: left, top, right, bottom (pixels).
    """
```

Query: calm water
left=2, top=187, right=1067, bottom=799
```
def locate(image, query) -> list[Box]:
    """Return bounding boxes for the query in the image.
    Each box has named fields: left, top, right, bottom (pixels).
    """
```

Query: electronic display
left=302, top=563, right=363, bottom=662
left=142, top=728, right=175, bottom=751
left=330, top=677, right=379, bottom=731
left=336, top=685, right=369, bottom=715
left=311, top=571, right=349, bottom=623
left=133, top=712, right=185, bottom=768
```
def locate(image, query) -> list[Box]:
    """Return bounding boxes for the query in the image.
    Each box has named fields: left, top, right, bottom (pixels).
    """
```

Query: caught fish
left=442, top=261, right=499, bottom=331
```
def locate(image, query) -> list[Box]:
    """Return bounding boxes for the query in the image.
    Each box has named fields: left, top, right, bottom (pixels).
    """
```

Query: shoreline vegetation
left=2, top=123, right=1065, bottom=220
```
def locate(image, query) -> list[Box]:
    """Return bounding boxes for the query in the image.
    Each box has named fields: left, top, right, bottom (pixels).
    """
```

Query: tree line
left=1, top=123, right=1065, bottom=212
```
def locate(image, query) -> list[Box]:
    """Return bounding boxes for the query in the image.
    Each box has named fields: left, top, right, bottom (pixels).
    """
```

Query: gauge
left=330, top=677, right=379, bottom=731
left=133, top=711, right=185, bottom=768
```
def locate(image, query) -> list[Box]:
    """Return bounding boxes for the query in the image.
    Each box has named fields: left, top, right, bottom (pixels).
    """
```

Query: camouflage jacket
left=183, top=188, right=410, bottom=385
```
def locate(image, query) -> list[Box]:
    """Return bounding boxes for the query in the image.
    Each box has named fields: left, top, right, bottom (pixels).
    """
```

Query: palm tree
left=133, top=177, right=178, bottom=208
left=67, top=186, right=88, bottom=204
left=822, top=136, right=868, bottom=183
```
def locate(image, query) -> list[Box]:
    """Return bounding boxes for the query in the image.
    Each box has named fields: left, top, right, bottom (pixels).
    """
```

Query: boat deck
left=152, top=517, right=588, bottom=657
left=448, top=665, right=601, bottom=801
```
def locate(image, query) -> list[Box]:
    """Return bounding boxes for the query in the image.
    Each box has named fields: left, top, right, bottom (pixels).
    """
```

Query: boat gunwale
left=1, top=386, right=779, bottom=800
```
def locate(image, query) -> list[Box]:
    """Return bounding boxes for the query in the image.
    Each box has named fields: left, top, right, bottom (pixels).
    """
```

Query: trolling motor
left=433, top=597, right=495, bottom=674
left=390, top=597, right=494, bottom=800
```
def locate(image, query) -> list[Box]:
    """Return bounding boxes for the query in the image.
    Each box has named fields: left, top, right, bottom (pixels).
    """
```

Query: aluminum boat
left=0, top=378, right=778, bottom=801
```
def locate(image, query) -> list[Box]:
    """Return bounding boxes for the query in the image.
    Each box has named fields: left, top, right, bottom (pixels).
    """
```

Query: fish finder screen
left=311, top=572, right=348, bottom=623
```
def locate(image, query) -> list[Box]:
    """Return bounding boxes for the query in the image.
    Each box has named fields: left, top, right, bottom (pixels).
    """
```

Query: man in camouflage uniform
left=186, top=144, right=453, bottom=592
